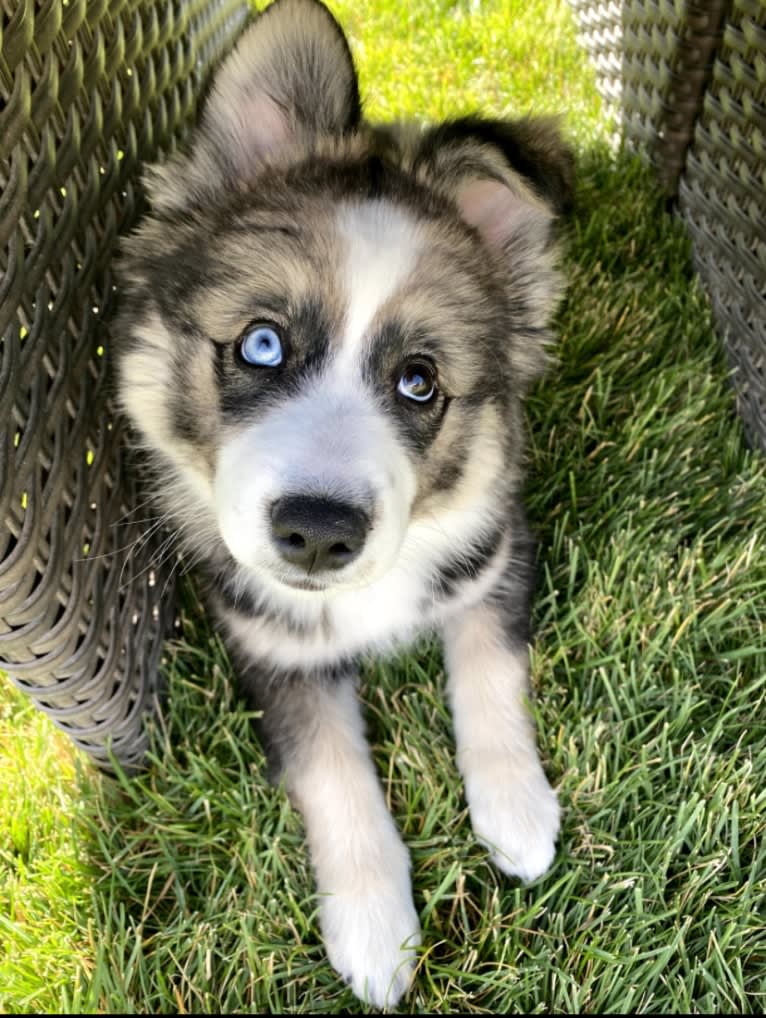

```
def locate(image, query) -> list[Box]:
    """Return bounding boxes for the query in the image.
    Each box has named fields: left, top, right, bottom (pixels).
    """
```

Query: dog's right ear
left=146, top=0, right=361, bottom=213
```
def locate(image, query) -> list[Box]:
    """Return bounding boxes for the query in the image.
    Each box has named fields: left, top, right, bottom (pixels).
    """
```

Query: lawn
left=2, top=0, right=765, bottom=1013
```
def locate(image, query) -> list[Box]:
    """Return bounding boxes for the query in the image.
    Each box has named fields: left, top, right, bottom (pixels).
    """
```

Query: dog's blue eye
left=239, top=324, right=283, bottom=367
left=397, top=362, right=437, bottom=403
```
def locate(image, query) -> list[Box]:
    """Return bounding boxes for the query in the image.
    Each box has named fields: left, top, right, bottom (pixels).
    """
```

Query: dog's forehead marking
left=334, top=200, right=422, bottom=373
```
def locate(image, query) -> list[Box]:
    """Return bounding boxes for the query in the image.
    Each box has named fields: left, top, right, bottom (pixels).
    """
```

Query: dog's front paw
left=465, top=756, right=560, bottom=883
left=320, top=884, right=420, bottom=1007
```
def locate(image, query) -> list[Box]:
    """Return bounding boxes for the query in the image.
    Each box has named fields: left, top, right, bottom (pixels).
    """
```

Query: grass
left=2, top=0, right=766, bottom=1012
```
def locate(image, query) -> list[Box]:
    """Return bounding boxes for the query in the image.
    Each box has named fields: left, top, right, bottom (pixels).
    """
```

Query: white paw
left=320, top=884, right=420, bottom=1007
left=465, top=756, right=560, bottom=883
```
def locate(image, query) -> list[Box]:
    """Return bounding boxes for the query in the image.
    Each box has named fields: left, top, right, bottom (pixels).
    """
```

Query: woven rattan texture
left=569, top=0, right=728, bottom=193
left=679, top=0, right=766, bottom=448
left=0, top=0, right=249, bottom=769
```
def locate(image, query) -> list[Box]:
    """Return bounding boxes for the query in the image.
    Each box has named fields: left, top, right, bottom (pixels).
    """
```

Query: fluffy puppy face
left=116, top=0, right=572, bottom=602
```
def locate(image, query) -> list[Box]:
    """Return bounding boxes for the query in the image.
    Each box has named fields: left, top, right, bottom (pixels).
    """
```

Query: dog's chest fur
left=216, top=529, right=511, bottom=671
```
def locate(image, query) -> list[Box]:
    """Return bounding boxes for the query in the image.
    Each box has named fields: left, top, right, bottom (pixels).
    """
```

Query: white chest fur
left=222, top=536, right=509, bottom=672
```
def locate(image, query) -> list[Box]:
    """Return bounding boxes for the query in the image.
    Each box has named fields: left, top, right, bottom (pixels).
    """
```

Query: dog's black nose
left=270, top=495, right=370, bottom=573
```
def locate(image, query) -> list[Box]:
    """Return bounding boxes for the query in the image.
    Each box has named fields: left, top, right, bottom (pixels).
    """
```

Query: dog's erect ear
left=415, top=115, right=574, bottom=259
left=416, top=115, right=575, bottom=217
left=147, top=0, right=360, bottom=212
left=202, top=0, right=361, bottom=167
left=412, top=116, right=575, bottom=382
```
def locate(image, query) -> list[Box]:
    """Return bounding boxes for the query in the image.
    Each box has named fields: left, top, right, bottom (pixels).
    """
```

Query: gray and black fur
left=116, top=0, right=574, bottom=1006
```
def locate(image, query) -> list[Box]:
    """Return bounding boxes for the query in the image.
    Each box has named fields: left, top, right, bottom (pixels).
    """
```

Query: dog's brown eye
left=397, top=361, right=437, bottom=403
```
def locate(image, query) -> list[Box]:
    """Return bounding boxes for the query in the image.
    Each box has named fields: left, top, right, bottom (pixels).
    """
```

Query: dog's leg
left=442, top=598, right=560, bottom=882
left=245, top=667, right=420, bottom=1007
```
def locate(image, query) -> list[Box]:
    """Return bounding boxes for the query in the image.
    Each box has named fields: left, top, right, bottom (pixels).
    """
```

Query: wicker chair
left=569, top=0, right=766, bottom=449
left=0, top=0, right=250, bottom=770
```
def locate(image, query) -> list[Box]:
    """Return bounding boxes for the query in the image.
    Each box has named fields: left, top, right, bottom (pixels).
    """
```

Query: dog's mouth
left=271, top=559, right=380, bottom=595
left=276, top=574, right=330, bottom=593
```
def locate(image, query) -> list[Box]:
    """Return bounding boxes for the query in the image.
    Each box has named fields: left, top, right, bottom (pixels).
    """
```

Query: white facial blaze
left=334, top=201, right=423, bottom=376
left=214, top=200, right=425, bottom=592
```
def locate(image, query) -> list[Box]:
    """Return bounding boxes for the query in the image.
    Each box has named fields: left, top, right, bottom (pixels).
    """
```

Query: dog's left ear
left=414, top=115, right=574, bottom=216
left=415, top=115, right=574, bottom=260
left=412, top=116, right=575, bottom=383
left=147, top=0, right=360, bottom=212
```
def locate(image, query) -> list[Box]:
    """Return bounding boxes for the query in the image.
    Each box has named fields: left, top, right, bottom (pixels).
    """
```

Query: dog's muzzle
left=270, top=494, right=371, bottom=574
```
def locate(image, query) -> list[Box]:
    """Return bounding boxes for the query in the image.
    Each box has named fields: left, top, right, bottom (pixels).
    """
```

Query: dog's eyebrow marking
left=334, top=200, right=422, bottom=374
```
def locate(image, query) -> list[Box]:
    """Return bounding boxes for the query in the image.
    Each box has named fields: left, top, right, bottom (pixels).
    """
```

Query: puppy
left=116, top=0, right=573, bottom=1005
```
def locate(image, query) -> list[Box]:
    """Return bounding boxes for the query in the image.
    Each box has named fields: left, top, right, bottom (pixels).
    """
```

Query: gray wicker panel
left=0, top=0, right=250, bottom=770
left=679, top=0, right=766, bottom=449
left=569, top=0, right=728, bottom=193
